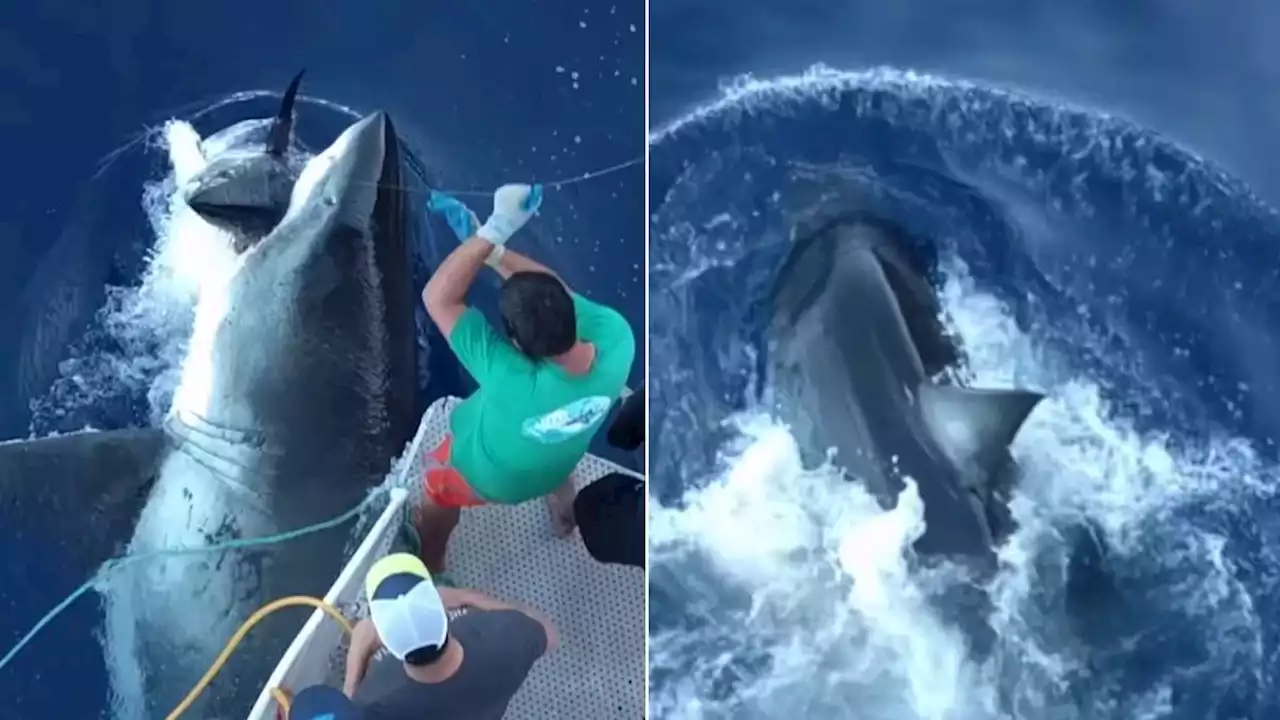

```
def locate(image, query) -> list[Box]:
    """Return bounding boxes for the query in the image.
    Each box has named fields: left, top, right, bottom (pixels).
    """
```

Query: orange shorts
left=423, top=434, right=487, bottom=508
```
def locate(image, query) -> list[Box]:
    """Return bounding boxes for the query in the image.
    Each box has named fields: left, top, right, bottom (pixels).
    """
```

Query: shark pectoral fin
left=0, top=428, right=167, bottom=577
left=917, top=383, right=1046, bottom=467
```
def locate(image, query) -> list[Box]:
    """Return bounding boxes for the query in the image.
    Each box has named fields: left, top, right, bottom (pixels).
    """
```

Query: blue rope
left=0, top=486, right=391, bottom=673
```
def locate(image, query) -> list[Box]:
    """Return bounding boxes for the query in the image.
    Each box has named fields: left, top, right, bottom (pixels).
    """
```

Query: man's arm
left=423, top=183, right=541, bottom=337
left=425, top=237, right=532, bottom=385
left=342, top=618, right=383, bottom=697
left=438, top=586, right=559, bottom=653
left=422, top=236, right=495, bottom=338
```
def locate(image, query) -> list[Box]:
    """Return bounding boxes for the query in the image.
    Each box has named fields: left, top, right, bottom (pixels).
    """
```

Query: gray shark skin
left=184, top=70, right=307, bottom=246
left=0, top=110, right=421, bottom=717
left=767, top=216, right=1044, bottom=563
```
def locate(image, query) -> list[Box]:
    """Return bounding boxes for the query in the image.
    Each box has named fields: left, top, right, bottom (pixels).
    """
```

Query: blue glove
left=476, top=183, right=543, bottom=246
left=426, top=191, right=480, bottom=242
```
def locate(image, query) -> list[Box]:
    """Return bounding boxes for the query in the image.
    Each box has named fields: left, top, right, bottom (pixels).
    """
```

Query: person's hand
left=426, top=191, right=480, bottom=242
left=476, top=183, right=543, bottom=246
left=437, top=586, right=468, bottom=609
left=438, top=586, right=496, bottom=610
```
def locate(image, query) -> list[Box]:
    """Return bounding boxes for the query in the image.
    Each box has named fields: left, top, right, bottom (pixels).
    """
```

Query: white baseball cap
left=365, top=553, right=448, bottom=660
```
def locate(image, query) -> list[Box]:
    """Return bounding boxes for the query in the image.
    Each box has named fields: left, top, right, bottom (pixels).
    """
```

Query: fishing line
left=370, top=154, right=644, bottom=200
left=93, top=90, right=364, bottom=181
left=427, top=156, right=644, bottom=197
left=93, top=85, right=642, bottom=199
left=0, top=487, right=392, bottom=674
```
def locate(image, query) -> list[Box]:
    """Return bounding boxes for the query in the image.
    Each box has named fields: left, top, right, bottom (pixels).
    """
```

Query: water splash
left=648, top=66, right=1280, bottom=719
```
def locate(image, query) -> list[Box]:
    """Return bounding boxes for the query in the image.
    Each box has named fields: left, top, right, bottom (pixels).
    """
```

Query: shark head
left=179, top=109, right=421, bottom=449
left=181, top=70, right=306, bottom=247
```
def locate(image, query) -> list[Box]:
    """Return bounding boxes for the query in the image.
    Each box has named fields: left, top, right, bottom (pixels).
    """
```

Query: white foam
left=647, top=67, right=1274, bottom=719
left=651, top=65, right=1103, bottom=144
left=651, top=416, right=985, bottom=716
left=650, top=257, right=1267, bottom=718
left=164, top=120, right=208, bottom=187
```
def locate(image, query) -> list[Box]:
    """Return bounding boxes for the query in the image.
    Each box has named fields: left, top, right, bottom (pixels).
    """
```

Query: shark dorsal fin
left=268, top=69, right=305, bottom=157
left=918, top=383, right=1044, bottom=468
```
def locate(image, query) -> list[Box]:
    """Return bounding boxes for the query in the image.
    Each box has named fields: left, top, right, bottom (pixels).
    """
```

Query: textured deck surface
left=405, top=397, right=645, bottom=718
left=284, top=396, right=645, bottom=719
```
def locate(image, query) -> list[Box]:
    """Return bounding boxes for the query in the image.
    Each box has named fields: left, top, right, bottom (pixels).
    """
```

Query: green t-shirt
left=445, top=292, right=636, bottom=503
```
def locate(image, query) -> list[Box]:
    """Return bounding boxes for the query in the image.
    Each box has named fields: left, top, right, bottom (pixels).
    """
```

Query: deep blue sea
left=0, top=2, right=642, bottom=717
left=650, top=2, right=1280, bottom=719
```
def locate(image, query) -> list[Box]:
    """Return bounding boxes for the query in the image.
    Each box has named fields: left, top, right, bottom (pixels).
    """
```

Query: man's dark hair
left=499, top=271, right=576, bottom=358
left=404, top=636, right=450, bottom=666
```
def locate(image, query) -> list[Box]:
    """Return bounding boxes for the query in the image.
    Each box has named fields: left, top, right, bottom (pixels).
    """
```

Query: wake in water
left=649, top=66, right=1280, bottom=719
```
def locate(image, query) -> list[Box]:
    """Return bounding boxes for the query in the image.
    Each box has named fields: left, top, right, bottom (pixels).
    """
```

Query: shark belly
left=101, top=415, right=381, bottom=717
left=101, top=445, right=271, bottom=718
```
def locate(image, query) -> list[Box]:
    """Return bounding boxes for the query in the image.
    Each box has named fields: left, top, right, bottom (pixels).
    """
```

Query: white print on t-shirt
left=370, top=607, right=472, bottom=663
left=521, top=395, right=613, bottom=444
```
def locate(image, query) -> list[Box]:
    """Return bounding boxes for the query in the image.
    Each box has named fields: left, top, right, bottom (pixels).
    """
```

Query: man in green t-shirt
left=415, top=184, right=636, bottom=573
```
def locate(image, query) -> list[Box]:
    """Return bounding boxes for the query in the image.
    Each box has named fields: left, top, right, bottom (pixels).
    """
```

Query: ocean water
left=0, top=2, right=643, bottom=716
left=648, top=7, right=1280, bottom=719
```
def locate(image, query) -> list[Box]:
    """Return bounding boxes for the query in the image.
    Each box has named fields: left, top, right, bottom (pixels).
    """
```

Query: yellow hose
left=164, top=595, right=354, bottom=720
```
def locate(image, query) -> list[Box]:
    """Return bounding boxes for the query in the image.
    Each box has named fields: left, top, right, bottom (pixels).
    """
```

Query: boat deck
left=247, top=396, right=645, bottom=719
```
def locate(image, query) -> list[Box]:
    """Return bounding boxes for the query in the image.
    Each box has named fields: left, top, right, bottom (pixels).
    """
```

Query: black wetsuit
left=606, top=388, right=645, bottom=452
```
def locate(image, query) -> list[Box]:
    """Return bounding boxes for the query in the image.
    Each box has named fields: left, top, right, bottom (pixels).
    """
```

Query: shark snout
left=329, top=110, right=393, bottom=187
left=344, top=111, right=392, bottom=156
left=288, top=110, right=398, bottom=230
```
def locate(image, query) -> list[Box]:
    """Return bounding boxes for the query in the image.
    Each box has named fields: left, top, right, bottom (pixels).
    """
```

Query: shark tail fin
left=918, top=383, right=1045, bottom=468
left=268, top=69, right=305, bottom=157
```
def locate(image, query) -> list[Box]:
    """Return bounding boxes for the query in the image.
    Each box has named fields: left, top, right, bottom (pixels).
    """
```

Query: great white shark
left=767, top=214, right=1045, bottom=564
left=0, top=106, right=422, bottom=717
